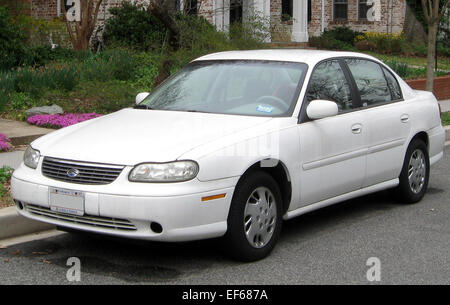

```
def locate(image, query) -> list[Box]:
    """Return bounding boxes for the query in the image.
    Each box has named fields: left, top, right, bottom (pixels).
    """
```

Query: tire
left=222, top=171, right=283, bottom=262
left=395, top=139, right=430, bottom=204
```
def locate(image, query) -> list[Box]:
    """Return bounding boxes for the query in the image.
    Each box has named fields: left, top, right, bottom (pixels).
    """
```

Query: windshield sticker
left=256, top=105, right=274, bottom=113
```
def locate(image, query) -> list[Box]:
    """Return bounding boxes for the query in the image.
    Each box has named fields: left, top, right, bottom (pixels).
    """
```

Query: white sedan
left=11, top=50, right=446, bottom=261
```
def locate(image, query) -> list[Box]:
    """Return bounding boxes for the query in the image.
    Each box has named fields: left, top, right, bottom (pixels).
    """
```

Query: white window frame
left=333, top=0, right=348, bottom=21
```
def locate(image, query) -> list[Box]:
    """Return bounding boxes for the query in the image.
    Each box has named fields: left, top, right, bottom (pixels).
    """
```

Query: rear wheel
left=223, top=171, right=283, bottom=262
left=395, top=139, right=430, bottom=203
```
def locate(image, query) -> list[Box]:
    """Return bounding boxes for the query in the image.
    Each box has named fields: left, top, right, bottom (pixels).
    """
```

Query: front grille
left=25, top=203, right=137, bottom=231
left=42, top=157, right=124, bottom=185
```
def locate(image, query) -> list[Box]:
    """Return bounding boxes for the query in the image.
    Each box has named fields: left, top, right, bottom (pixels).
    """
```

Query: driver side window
left=306, top=60, right=353, bottom=112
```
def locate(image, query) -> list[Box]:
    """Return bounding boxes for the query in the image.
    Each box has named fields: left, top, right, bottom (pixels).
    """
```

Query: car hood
left=32, top=108, right=273, bottom=165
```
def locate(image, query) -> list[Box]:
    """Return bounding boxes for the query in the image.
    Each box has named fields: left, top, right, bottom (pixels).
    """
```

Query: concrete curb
left=9, top=134, right=47, bottom=146
left=0, top=206, right=54, bottom=241
left=446, top=126, right=450, bottom=141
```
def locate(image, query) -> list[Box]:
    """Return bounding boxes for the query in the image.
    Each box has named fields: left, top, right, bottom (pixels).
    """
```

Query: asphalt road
left=1, top=149, right=449, bottom=285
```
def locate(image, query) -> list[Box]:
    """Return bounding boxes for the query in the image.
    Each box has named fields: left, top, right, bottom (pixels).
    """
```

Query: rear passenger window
left=345, top=59, right=391, bottom=107
left=382, top=66, right=402, bottom=101
left=306, top=60, right=354, bottom=112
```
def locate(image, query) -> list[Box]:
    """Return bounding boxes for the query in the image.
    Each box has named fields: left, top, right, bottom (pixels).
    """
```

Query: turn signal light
left=202, top=193, right=226, bottom=202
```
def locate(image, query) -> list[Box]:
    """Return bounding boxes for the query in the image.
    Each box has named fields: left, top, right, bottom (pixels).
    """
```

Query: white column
left=250, top=0, right=271, bottom=42
left=252, top=0, right=270, bottom=20
left=215, top=0, right=230, bottom=32
left=292, top=0, right=309, bottom=42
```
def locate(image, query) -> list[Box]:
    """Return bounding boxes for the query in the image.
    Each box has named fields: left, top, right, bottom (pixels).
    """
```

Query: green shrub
left=176, top=14, right=233, bottom=52
left=385, top=60, right=430, bottom=79
left=14, top=68, right=45, bottom=97
left=47, top=64, right=79, bottom=91
left=10, top=64, right=79, bottom=97
left=309, top=26, right=361, bottom=51
left=103, top=2, right=166, bottom=50
left=9, top=92, right=34, bottom=109
left=355, top=32, right=405, bottom=55
left=133, top=52, right=162, bottom=90
left=0, top=6, right=28, bottom=71
left=0, top=166, right=14, bottom=197
left=228, top=14, right=270, bottom=49
left=355, top=40, right=376, bottom=51
left=81, top=49, right=137, bottom=82
left=309, top=36, right=351, bottom=50
left=437, top=43, right=450, bottom=57
left=386, top=61, right=410, bottom=78
left=0, top=71, right=16, bottom=110
left=100, top=49, right=137, bottom=81
left=323, top=26, right=362, bottom=46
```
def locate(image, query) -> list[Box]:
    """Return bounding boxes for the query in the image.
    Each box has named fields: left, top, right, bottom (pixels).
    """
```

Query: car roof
left=194, top=49, right=379, bottom=66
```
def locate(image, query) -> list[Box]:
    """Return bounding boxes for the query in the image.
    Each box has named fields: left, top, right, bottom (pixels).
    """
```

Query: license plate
left=49, top=187, right=85, bottom=216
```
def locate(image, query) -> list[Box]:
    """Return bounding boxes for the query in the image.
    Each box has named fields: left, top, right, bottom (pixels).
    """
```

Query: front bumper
left=11, top=161, right=238, bottom=242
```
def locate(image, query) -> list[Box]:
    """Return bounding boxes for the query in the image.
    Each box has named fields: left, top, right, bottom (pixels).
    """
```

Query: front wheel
left=395, top=139, right=430, bottom=204
left=223, top=171, right=283, bottom=262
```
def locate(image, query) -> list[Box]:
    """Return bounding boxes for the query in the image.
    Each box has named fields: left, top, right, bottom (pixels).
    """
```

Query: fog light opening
left=15, top=200, right=24, bottom=210
left=150, top=222, right=163, bottom=234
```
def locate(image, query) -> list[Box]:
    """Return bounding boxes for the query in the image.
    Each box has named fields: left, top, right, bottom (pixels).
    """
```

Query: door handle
left=400, top=114, right=410, bottom=123
left=351, top=123, right=362, bottom=134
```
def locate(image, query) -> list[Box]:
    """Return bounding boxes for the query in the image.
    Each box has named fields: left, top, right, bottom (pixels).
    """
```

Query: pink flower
left=0, top=133, right=11, bottom=152
left=27, top=113, right=103, bottom=129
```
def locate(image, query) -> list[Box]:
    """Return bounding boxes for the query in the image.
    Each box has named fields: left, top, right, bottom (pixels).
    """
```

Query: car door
left=297, top=59, right=367, bottom=206
left=344, top=58, right=411, bottom=187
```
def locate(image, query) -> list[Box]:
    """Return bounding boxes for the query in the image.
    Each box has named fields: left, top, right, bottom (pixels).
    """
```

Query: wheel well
left=410, top=131, right=429, bottom=151
left=240, top=160, right=292, bottom=214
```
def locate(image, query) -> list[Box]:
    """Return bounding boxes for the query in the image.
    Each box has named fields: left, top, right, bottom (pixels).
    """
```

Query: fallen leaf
left=11, top=251, right=20, bottom=255
left=430, top=208, right=435, bottom=211
left=41, top=259, right=51, bottom=264
left=4, top=259, right=10, bottom=263
left=32, top=251, right=49, bottom=255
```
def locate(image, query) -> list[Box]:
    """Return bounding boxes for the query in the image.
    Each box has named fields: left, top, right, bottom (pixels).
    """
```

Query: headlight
left=129, top=161, right=199, bottom=182
left=24, top=146, right=40, bottom=169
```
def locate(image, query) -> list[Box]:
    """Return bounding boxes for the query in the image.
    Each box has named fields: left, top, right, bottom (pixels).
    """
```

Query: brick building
left=20, top=0, right=407, bottom=43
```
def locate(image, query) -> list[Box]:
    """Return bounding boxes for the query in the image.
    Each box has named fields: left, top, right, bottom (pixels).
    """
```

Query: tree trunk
left=61, top=0, right=103, bottom=51
left=426, top=22, right=438, bottom=92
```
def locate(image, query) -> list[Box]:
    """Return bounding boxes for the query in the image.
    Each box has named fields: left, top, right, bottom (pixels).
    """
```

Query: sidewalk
left=439, top=99, right=450, bottom=113
left=0, top=150, right=24, bottom=168
left=0, top=118, right=53, bottom=146
left=0, top=120, right=55, bottom=241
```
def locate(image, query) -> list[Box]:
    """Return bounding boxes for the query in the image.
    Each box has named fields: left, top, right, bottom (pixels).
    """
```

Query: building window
left=358, top=0, right=371, bottom=20
left=281, top=0, right=293, bottom=21
left=185, top=0, right=197, bottom=15
left=333, top=0, right=348, bottom=20
left=308, top=0, right=312, bottom=22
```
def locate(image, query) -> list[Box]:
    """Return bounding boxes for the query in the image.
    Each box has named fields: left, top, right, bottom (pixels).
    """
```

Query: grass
left=362, top=51, right=450, bottom=71
left=0, top=166, right=14, bottom=208
left=442, top=112, right=450, bottom=126
left=0, top=80, right=139, bottom=121
left=0, top=191, right=13, bottom=208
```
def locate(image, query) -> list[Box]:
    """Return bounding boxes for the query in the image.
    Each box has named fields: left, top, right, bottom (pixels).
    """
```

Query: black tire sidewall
left=224, top=171, right=283, bottom=262
left=397, top=139, right=430, bottom=203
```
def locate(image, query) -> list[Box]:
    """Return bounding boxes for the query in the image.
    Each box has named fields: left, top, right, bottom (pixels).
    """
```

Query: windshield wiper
left=133, top=104, right=154, bottom=110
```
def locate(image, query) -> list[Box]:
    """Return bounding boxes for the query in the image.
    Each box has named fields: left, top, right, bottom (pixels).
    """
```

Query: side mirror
left=306, top=100, right=338, bottom=120
left=135, top=92, right=150, bottom=105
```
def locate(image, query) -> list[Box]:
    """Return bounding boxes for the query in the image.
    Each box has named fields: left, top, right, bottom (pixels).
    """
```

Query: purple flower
left=27, top=113, right=103, bottom=129
left=0, top=133, right=11, bottom=152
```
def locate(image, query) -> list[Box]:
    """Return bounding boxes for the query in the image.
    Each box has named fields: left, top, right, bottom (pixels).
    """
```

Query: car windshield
left=139, top=60, right=308, bottom=116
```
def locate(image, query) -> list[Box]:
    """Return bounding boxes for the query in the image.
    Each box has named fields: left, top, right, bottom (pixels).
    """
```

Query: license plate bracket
left=49, top=187, right=85, bottom=216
